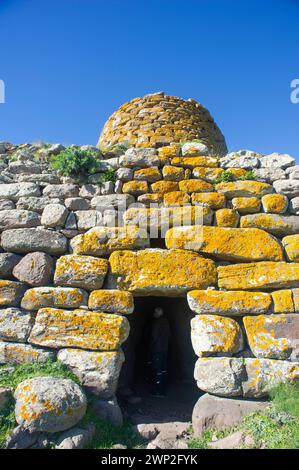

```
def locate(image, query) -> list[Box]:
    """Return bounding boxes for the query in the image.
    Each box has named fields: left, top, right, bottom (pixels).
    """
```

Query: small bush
left=51, top=147, right=100, bottom=177
left=100, top=167, right=117, bottom=183
left=215, top=170, right=235, bottom=183
left=269, top=381, right=299, bottom=417
left=240, top=170, right=256, bottom=181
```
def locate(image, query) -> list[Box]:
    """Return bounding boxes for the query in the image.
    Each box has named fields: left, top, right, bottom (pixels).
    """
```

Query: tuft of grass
left=215, top=170, right=235, bottom=183
left=50, top=147, right=100, bottom=177
left=240, top=170, right=256, bottom=181
left=269, top=381, right=299, bottom=417
left=188, top=427, right=234, bottom=449
left=100, top=167, right=117, bottom=183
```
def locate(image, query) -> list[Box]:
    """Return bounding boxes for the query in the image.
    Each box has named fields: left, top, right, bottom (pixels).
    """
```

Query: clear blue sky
left=0, top=0, right=298, bottom=159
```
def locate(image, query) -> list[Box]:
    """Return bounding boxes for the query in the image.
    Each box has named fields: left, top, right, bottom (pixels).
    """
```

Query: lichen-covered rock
left=218, top=262, right=299, bottom=290
left=192, top=167, right=224, bottom=183
left=108, top=249, right=217, bottom=296
left=119, top=148, right=160, bottom=168
left=219, top=152, right=260, bottom=169
left=151, top=180, right=179, bottom=194
left=187, top=290, right=272, bottom=315
left=181, top=142, right=210, bottom=156
left=240, top=214, right=299, bottom=237
left=0, top=308, right=34, bottom=342
left=57, top=349, right=125, bottom=398
left=29, top=308, right=130, bottom=350
left=71, top=226, right=149, bottom=257
left=0, top=210, right=41, bottom=230
left=0, top=253, right=22, bottom=278
left=178, top=179, right=214, bottom=193
left=14, top=377, right=87, bottom=433
left=0, top=183, right=41, bottom=201
left=273, top=180, right=299, bottom=198
left=215, top=208, right=239, bottom=227
left=122, top=180, right=149, bottom=196
left=282, top=235, right=299, bottom=262
left=191, top=192, right=226, bottom=209
left=163, top=191, right=190, bottom=207
left=271, top=289, right=294, bottom=313
left=243, top=314, right=299, bottom=361
left=0, top=341, right=54, bottom=364
left=41, top=204, right=69, bottom=227
left=134, top=167, right=162, bottom=182
left=88, top=290, right=134, bottom=314
left=254, top=168, right=286, bottom=183
left=1, top=228, right=68, bottom=255
left=162, top=165, right=185, bottom=181
left=171, top=156, right=218, bottom=169
left=231, top=197, right=261, bottom=214
left=290, top=197, right=299, bottom=215
left=165, top=226, right=284, bottom=262
left=0, top=280, right=27, bottom=307
left=54, top=255, right=108, bottom=291
left=215, top=181, right=273, bottom=199
left=191, top=315, right=243, bottom=357
left=12, top=252, right=54, bottom=287
left=21, top=287, right=88, bottom=310
left=261, top=194, right=288, bottom=214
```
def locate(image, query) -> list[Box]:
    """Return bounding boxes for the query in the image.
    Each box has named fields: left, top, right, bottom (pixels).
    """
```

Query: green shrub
left=240, top=170, right=256, bottom=181
left=269, top=381, right=299, bottom=417
left=215, top=170, right=235, bottom=183
left=100, top=167, right=117, bottom=183
left=51, top=147, right=100, bottom=177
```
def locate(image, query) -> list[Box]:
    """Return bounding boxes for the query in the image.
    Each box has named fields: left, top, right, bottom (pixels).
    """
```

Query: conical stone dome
left=97, top=92, right=227, bottom=155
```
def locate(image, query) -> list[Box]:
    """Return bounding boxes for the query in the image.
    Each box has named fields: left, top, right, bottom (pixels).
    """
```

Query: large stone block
left=0, top=253, right=22, bottom=278
left=0, top=183, right=41, bottom=201
left=41, top=203, right=69, bottom=227
left=12, top=252, right=54, bottom=287
left=70, top=226, right=150, bottom=256
left=90, top=194, right=135, bottom=211
left=21, top=287, right=88, bottom=310
left=119, top=148, right=159, bottom=168
left=0, top=280, right=27, bottom=307
left=187, top=289, right=272, bottom=315
left=0, top=308, right=34, bottom=342
left=243, top=314, right=299, bottom=361
left=171, top=156, right=218, bottom=168
left=240, top=214, right=299, bottom=237
left=108, top=249, right=217, bottom=296
left=218, top=262, right=299, bottom=290
left=88, top=290, right=134, bottom=314
left=43, top=184, right=79, bottom=198
left=29, top=308, right=130, bottom=350
left=54, top=254, right=108, bottom=291
left=282, top=235, right=299, bottom=262
left=1, top=228, right=68, bottom=255
left=273, top=180, right=299, bottom=198
left=165, top=226, right=284, bottom=262
left=0, top=210, right=40, bottom=230
left=16, top=196, right=61, bottom=213
left=191, top=315, right=243, bottom=357
left=0, top=341, right=54, bottom=364
left=58, top=348, right=125, bottom=398
left=215, top=181, right=273, bottom=199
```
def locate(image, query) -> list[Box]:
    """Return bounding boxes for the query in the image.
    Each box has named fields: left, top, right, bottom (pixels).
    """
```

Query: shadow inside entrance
left=118, top=297, right=199, bottom=424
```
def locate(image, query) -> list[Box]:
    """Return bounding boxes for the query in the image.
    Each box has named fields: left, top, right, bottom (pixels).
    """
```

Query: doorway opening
left=118, top=296, right=199, bottom=423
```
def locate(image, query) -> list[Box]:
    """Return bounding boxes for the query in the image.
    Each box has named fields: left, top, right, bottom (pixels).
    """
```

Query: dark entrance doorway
left=118, top=296, right=199, bottom=423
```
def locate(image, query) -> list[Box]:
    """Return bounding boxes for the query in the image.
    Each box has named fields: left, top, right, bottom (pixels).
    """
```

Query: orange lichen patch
left=163, top=191, right=190, bottom=207
left=151, top=180, right=179, bottom=194
left=54, top=254, right=108, bottom=290
left=21, top=287, right=88, bottom=310
left=191, top=192, right=226, bottom=209
left=158, top=144, right=181, bottom=158
left=218, top=262, right=299, bottom=290
left=88, top=290, right=134, bottom=314
left=228, top=168, right=247, bottom=179
left=191, top=314, right=243, bottom=356
left=0, top=341, right=53, bottom=363
left=122, top=180, right=148, bottom=195
left=192, top=167, right=223, bottom=182
left=0, top=280, right=26, bottom=307
left=108, top=249, right=217, bottom=296
left=162, top=165, right=185, bottom=181
left=216, top=181, right=273, bottom=199
left=243, top=314, right=293, bottom=359
left=187, top=289, right=272, bottom=315
left=231, top=197, right=261, bottom=214
left=166, top=226, right=284, bottom=262
left=70, top=226, right=150, bottom=256
left=215, top=208, right=239, bottom=227
left=271, top=290, right=295, bottom=313
left=262, top=194, right=288, bottom=214
left=28, top=308, right=130, bottom=350
left=171, top=156, right=219, bottom=169
left=178, top=179, right=214, bottom=193
left=240, top=213, right=299, bottom=237
left=282, top=235, right=299, bottom=262
left=137, top=193, right=163, bottom=205
left=133, top=167, right=162, bottom=182
left=293, top=289, right=299, bottom=312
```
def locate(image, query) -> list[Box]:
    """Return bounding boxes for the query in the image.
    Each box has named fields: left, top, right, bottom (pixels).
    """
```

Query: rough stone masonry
left=0, top=92, right=299, bottom=441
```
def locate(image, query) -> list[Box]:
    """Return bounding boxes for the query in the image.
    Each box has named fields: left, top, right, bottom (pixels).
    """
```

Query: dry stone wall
left=1, top=137, right=299, bottom=426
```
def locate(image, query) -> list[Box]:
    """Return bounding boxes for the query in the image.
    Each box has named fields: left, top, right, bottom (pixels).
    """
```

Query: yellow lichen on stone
left=192, top=167, right=223, bottom=182
left=215, top=208, right=239, bottom=227
left=171, top=156, right=218, bottom=169
left=178, top=179, right=214, bottom=193
left=21, top=287, right=88, bottom=310
left=108, top=249, right=217, bottom=296
left=218, top=262, right=299, bottom=290
left=29, top=308, right=130, bottom=350
left=88, top=290, right=134, bottom=314
left=134, top=167, right=162, bottom=182
left=191, top=192, right=226, bottom=209
left=162, top=165, right=185, bottom=181
left=282, top=235, right=299, bottom=262
left=232, top=197, right=261, bottom=214
left=262, top=194, right=288, bottom=214
left=271, top=290, right=295, bottom=313
left=163, top=191, right=190, bottom=207
left=151, top=180, right=179, bottom=194
left=54, top=254, right=109, bottom=290
left=165, top=226, right=284, bottom=262
left=158, top=144, right=180, bottom=158
left=122, top=180, right=149, bottom=195
left=137, top=193, right=163, bottom=205
left=216, top=181, right=273, bottom=199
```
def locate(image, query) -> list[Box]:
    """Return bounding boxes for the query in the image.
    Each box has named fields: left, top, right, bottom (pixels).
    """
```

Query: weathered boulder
left=12, top=252, right=54, bottom=287
left=171, top=156, right=218, bottom=169
left=0, top=183, right=41, bottom=201
left=0, top=210, right=40, bottom=230
left=58, top=348, right=125, bottom=398
left=219, top=153, right=260, bottom=169
left=163, top=191, right=190, bottom=207
left=218, top=262, right=299, bottom=290
left=16, top=196, right=61, bottom=213
left=1, top=228, right=68, bottom=255
left=88, top=290, right=134, bottom=314
left=65, top=197, right=90, bottom=211
left=282, top=235, right=299, bottom=262
left=215, top=208, right=240, bottom=227
left=14, top=377, right=87, bottom=433
left=55, top=424, right=95, bottom=449
left=231, top=197, right=261, bottom=214
left=0, top=199, right=15, bottom=210
left=122, top=180, right=149, bottom=196
left=254, top=167, right=286, bottom=183
left=75, top=210, right=102, bottom=230
left=192, top=393, right=268, bottom=435
left=240, top=214, right=299, bottom=237
left=71, top=226, right=150, bottom=256
left=290, top=197, right=299, bottom=215
left=54, top=254, right=108, bottom=291
left=210, top=430, right=254, bottom=449
left=261, top=194, right=288, bottom=214
left=91, top=396, right=123, bottom=426
left=259, top=153, right=295, bottom=169
left=41, top=204, right=69, bottom=227
left=0, top=341, right=54, bottom=364
left=0, top=253, right=22, bottom=278
left=182, top=142, right=210, bottom=156
left=0, top=280, right=27, bottom=307
left=90, top=194, right=134, bottom=211
left=271, top=289, right=295, bottom=313
left=43, top=184, right=79, bottom=199
left=215, top=181, right=273, bottom=199
left=191, top=315, right=243, bottom=357
left=178, top=179, right=214, bottom=193
left=120, top=148, right=159, bottom=168
left=243, top=314, right=299, bottom=361
left=191, top=192, right=226, bottom=209
left=273, top=179, right=299, bottom=198
left=187, top=289, right=272, bottom=315
left=194, top=357, right=244, bottom=397
left=29, top=308, right=130, bottom=350
left=165, top=226, right=284, bottom=262
left=0, top=308, right=34, bottom=342
left=21, top=287, right=88, bottom=310
left=108, top=249, right=217, bottom=296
